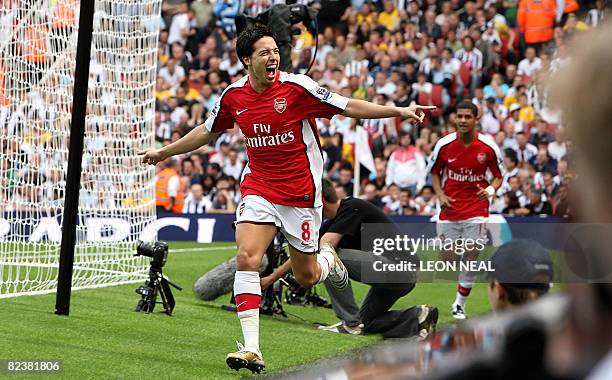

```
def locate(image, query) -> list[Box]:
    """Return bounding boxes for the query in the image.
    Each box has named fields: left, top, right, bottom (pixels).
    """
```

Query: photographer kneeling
left=261, top=179, right=438, bottom=339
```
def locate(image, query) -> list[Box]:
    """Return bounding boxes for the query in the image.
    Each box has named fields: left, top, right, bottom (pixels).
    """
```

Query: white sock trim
left=234, top=270, right=261, bottom=296
left=317, top=246, right=334, bottom=283
left=455, top=292, right=468, bottom=306
left=237, top=309, right=260, bottom=354
left=458, top=281, right=474, bottom=289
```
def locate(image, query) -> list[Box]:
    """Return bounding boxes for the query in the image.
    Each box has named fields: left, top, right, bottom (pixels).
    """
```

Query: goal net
left=0, top=0, right=161, bottom=297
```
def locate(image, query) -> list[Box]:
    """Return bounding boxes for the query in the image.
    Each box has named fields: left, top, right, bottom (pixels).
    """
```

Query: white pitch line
left=0, top=262, right=147, bottom=277
left=169, top=246, right=236, bottom=253
left=1, top=245, right=237, bottom=260
left=0, top=278, right=146, bottom=299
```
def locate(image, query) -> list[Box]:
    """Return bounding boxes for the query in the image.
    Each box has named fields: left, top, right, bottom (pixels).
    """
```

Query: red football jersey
left=427, top=132, right=504, bottom=220
left=204, top=71, right=349, bottom=208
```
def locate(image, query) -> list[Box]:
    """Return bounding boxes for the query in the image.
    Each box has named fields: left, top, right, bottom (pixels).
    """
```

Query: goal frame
left=54, top=0, right=95, bottom=316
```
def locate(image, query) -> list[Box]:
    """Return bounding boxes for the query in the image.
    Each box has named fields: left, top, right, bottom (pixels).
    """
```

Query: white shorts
left=436, top=218, right=488, bottom=243
left=236, top=195, right=322, bottom=253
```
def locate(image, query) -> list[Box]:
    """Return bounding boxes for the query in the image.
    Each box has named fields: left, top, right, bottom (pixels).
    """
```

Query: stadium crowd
left=151, top=0, right=607, bottom=217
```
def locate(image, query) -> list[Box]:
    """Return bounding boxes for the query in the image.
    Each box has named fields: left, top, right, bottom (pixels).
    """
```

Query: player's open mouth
left=265, top=65, right=276, bottom=80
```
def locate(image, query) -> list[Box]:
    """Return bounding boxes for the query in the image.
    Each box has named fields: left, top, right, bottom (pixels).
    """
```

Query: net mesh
left=0, top=0, right=161, bottom=297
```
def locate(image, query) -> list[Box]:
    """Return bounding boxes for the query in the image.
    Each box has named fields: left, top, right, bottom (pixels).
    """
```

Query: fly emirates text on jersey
left=245, top=123, right=295, bottom=148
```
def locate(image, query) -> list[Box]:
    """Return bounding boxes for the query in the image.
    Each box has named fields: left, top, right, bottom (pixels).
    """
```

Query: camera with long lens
left=134, top=240, right=182, bottom=315
left=235, top=4, right=318, bottom=73
left=135, top=241, right=168, bottom=270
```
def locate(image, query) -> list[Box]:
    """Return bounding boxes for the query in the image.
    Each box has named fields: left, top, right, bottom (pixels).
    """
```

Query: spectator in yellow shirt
left=154, top=76, right=172, bottom=102
left=357, top=2, right=375, bottom=26
left=378, top=0, right=400, bottom=31
left=503, top=83, right=526, bottom=110
left=563, top=13, right=589, bottom=33
left=295, top=25, right=314, bottom=50
left=518, top=94, right=535, bottom=124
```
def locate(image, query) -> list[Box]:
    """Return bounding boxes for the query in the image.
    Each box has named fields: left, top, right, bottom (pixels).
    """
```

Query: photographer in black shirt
left=261, top=179, right=437, bottom=339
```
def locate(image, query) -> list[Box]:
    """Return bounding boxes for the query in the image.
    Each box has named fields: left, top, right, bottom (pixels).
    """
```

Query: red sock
left=457, top=284, right=472, bottom=297
left=235, top=293, right=261, bottom=312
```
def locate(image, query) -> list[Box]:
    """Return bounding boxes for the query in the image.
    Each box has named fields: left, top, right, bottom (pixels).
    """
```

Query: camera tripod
left=135, top=267, right=183, bottom=315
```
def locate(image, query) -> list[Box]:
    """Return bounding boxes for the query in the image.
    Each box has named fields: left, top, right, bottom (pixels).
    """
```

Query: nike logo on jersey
left=236, top=109, right=248, bottom=115
left=448, top=158, right=458, bottom=163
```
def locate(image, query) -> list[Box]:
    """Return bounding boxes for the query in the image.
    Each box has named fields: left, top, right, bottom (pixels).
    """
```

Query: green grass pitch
left=0, top=241, right=492, bottom=379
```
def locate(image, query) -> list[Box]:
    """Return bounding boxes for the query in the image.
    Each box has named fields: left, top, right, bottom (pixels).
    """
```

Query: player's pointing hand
left=399, top=105, right=437, bottom=124
left=138, top=149, right=166, bottom=166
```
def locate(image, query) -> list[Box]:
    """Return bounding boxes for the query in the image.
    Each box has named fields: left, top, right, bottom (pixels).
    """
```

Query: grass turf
left=0, top=241, right=491, bottom=379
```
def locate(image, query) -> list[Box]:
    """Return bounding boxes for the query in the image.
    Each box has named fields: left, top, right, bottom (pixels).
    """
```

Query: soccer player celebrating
left=140, top=24, right=434, bottom=373
left=427, top=100, right=503, bottom=320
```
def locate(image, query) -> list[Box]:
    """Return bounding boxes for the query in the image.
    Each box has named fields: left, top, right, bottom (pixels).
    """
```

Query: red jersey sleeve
left=284, top=74, right=349, bottom=120
left=429, top=153, right=445, bottom=175
left=479, top=134, right=504, bottom=179
left=488, top=151, right=504, bottom=178
left=427, top=134, right=456, bottom=175
left=204, top=90, right=236, bottom=133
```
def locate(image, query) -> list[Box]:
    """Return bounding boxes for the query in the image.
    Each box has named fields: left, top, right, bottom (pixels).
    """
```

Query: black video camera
left=235, top=4, right=318, bottom=72
left=135, top=241, right=168, bottom=270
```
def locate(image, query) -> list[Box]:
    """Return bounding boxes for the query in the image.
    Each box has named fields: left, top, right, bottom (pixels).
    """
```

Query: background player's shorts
left=436, top=218, right=489, bottom=243
left=236, top=195, right=322, bottom=253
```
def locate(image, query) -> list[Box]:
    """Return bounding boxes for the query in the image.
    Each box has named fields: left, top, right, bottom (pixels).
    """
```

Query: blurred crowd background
left=153, top=0, right=609, bottom=217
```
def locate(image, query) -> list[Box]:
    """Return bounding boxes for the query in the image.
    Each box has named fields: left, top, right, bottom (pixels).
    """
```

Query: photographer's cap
left=489, top=239, right=553, bottom=289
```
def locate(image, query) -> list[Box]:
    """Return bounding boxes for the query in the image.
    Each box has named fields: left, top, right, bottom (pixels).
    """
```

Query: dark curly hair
left=236, top=24, right=276, bottom=68
left=456, top=99, right=478, bottom=116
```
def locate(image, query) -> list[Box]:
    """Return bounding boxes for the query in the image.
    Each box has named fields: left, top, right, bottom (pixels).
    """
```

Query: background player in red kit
left=140, top=24, right=434, bottom=372
left=427, top=100, right=503, bottom=320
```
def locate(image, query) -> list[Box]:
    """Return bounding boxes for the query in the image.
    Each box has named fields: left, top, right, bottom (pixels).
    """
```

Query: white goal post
left=0, top=0, right=162, bottom=298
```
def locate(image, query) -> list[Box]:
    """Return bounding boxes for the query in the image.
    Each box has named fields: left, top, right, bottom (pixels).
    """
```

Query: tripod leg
left=160, top=278, right=175, bottom=315
left=273, top=293, right=287, bottom=318
left=158, top=288, right=169, bottom=315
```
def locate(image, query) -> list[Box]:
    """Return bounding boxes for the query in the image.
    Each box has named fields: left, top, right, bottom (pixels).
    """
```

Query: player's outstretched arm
left=342, top=99, right=436, bottom=124
left=260, top=259, right=293, bottom=290
left=138, top=124, right=220, bottom=165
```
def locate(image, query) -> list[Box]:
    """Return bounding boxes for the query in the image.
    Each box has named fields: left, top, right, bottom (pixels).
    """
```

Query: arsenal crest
left=477, top=152, right=487, bottom=164
left=238, top=202, right=245, bottom=216
left=274, top=98, right=287, bottom=113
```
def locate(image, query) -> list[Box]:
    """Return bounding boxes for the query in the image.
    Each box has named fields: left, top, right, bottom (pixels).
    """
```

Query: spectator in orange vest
left=51, top=0, right=76, bottom=54
left=517, top=0, right=556, bottom=52
left=23, top=26, right=49, bottom=64
left=52, top=0, right=76, bottom=29
left=155, top=158, right=185, bottom=213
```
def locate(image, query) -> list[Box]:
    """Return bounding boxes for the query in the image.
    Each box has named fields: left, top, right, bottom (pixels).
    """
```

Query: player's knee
left=235, top=248, right=260, bottom=271
left=293, top=271, right=318, bottom=289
